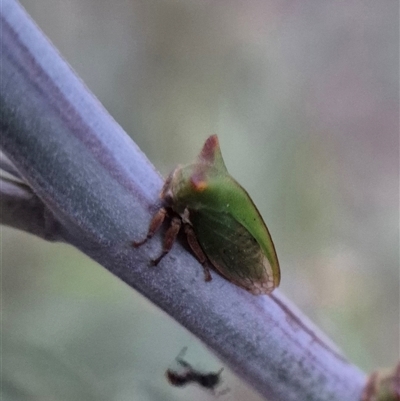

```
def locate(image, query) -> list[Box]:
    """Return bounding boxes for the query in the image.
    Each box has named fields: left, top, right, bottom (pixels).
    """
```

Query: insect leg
left=174, top=347, right=193, bottom=369
left=152, top=216, right=181, bottom=266
left=176, top=358, right=192, bottom=370
left=184, top=224, right=212, bottom=282
left=133, top=207, right=167, bottom=247
left=176, top=347, right=188, bottom=360
left=216, top=386, right=231, bottom=397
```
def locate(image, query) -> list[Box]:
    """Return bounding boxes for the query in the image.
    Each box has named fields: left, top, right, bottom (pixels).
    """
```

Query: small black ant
left=166, top=347, right=225, bottom=392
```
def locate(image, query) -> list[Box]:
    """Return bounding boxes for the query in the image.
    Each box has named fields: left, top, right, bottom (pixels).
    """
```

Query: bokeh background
left=3, top=1, right=399, bottom=400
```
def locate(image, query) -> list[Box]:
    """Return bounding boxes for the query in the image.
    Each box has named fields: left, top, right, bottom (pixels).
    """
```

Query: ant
left=166, top=347, right=228, bottom=394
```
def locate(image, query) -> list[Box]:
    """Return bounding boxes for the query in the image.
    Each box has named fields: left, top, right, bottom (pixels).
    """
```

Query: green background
left=3, top=1, right=399, bottom=400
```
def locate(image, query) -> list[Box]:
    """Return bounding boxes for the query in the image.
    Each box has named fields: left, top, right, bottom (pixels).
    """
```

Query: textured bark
left=0, top=1, right=366, bottom=400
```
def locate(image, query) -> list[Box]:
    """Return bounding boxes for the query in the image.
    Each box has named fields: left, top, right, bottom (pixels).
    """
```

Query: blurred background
left=3, top=1, right=399, bottom=400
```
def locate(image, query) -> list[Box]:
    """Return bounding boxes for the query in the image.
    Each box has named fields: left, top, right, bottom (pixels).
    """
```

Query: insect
left=166, top=347, right=224, bottom=392
left=133, top=135, right=280, bottom=295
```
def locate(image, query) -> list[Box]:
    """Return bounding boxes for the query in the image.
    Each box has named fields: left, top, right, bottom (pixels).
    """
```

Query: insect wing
left=190, top=209, right=274, bottom=294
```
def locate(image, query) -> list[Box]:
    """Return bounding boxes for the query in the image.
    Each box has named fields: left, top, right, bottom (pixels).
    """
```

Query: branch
left=0, top=150, right=22, bottom=178
left=0, top=175, right=63, bottom=240
left=0, top=1, right=366, bottom=400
